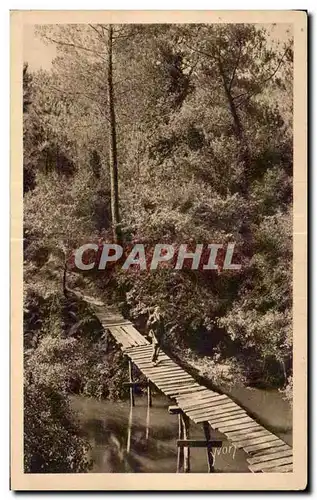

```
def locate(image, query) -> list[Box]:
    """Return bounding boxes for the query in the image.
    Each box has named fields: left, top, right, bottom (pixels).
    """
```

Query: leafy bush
left=24, top=382, right=92, bottom=473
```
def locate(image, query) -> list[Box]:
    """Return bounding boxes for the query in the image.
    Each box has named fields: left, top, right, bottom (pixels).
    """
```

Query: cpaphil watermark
left=73, top=242, right=242, bottom=272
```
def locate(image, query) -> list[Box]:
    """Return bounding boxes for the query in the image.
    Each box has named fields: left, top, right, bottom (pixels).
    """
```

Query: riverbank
left=170, top=348, right=292, bottom=445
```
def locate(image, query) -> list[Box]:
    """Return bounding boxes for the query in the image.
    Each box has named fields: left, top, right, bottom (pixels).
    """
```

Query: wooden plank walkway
left=91, top=301, right=293, bottom=473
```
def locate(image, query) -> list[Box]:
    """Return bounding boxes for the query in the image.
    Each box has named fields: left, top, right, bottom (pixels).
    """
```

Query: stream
left=70, top=387, right=292, bottom=473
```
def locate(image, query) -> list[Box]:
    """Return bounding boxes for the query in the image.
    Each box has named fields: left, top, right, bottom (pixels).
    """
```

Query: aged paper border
left=10, top=10, right=307, bottom=491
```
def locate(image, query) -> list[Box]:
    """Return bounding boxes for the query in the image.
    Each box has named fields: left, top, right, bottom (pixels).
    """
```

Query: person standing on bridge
left=147, top=306, right=165, bottom=364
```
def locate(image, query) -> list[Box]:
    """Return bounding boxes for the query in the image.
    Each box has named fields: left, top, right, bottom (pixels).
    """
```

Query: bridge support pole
left=169, top=406, right=222, bottom=474
left=176, top=414, right=184, bottom=473
left=147, top=379, right=152, bottom=408
left=182, top=414, right=190, bottom=473
left=128, top=360, right=135, bottom=407
left=202, top=422, right=215, bottom=473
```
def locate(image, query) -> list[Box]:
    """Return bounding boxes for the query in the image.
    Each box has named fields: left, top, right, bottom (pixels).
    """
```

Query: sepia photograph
left=11, top=10, right=307, bottom=491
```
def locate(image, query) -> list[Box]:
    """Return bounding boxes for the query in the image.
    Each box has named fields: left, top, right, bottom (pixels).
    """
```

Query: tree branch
left=232, top=45, right=290, bottom=105
left=88, top=24, right=107, bottom=42
left=42, top=35, right=108, bottom=62
left=46, top=85, right=110, bottom=122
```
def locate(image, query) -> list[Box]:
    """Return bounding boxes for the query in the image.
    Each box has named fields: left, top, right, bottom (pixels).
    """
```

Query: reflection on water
left=71, top=394, right=251, bottom=473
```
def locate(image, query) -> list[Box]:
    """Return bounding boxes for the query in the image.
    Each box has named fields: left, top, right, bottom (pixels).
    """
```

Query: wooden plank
left=135, top=360, right=176, bottom=368
left=123, top=325, right=150, bottom=344
left=194, top=408, right=246, bottom=424
left=183, top=397, right=234, bottom=412
left=263, top=464, right=293, bottom=473
left=187, top=402, right=239, bottom=417
left=133, top=360, right=171, bottom=368
left=227, top=429, right=270, bottom=442
left=161, top=384, right=201, bottom=394
left=155, top=381, right=196, bottom=390
left=247, top=449, right=293, bottom=465
left=135, top=361, right=175, bottom=370
left=178, top=394, right=228, bottom=408
left=152, top=371, right=193, bottom=380
left=202, top=410, right=246, bottom=425
left=135, top=362, right=175, bottom=373
left=108, top=326, right=128, bottom=343
left=117, top=326, right=141, bottom=347
left=146, top=370, right=192, bottom=379
left=190, top=406, right=243, bottom=422
left=113, top=335, right=133, bottom=349
left=211, top=416, right=252, bottom=429
left=225, top=424, right=264, bottom=439
left=168, top=405, right=182, bottom=414
left=103, top=321, right=133, bottom=327
left=145, top=374, right=193, bottom=383
left=177, top=440, right=222, bottom=448
left=164, top=385, right=203, bottom=395
left=122, top=323, right=145, bottom=336
left=155, top=382, right=198, bottom=392
left=128, top=345, right=158, bottom=353
left=177, top=390, right=219, bottom=401
left=100, top=316, right=125, bottom=324
left=129, top=352, right=163, bottom=360
left=219, top=421, right=260, bottom=433
left=142, top=368, right=190, bottom=378
left=111, top=327, right=137, bottom=347
left=244, top=438, right=283, bottom=454
left=152, top=374, right=194, bottom=383
left=208, top=410, right=247, bottom=424
left=250, top=444, right=290, bottom=457
left=165, top=388, right=204, bottom=397
left=127, top=352, right=153, bottom=359
left=120, top=326, right=146, bottom=346
left=154, top=374, right=194, bottom=382
left=130, top=360, right=170, bottom=370
left=156, top=382, right=198, bottom=392
left=234, top=434, right=281, bottom=449
left=180, top=401, right=231, bottom=414
left=125, top=345, right=152, bottom=353
left=135, top=363, right=173, bottom=371
left=249, top=456, right=293, bottom=473
left=125, top=350, right=153, bottom=357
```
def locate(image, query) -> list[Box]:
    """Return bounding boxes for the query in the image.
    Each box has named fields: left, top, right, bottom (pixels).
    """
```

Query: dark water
left=71, top=388, right=292, bottom=473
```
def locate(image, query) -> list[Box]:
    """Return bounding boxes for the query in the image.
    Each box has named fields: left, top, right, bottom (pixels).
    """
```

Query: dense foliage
left=23, top=24, right=293, bottom=471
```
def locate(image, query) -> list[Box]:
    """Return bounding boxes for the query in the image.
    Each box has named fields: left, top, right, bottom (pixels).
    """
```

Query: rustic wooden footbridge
left=85, top=296, right=293, bottom=474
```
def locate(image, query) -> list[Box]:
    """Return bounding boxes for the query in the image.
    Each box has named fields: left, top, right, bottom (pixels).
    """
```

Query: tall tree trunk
left=107, top=25, right=121, bottom=243
left=217, top=56, right=253, bottom=257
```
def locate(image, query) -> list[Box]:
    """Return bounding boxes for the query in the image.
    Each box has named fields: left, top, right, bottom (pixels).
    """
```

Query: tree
left=24, top=23, right=293, bottom=396
left=24, top=382, right=92, bottom=473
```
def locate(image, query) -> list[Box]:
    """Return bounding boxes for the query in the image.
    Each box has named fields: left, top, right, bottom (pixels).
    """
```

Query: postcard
left=11, top=9, right=307, bottom=490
